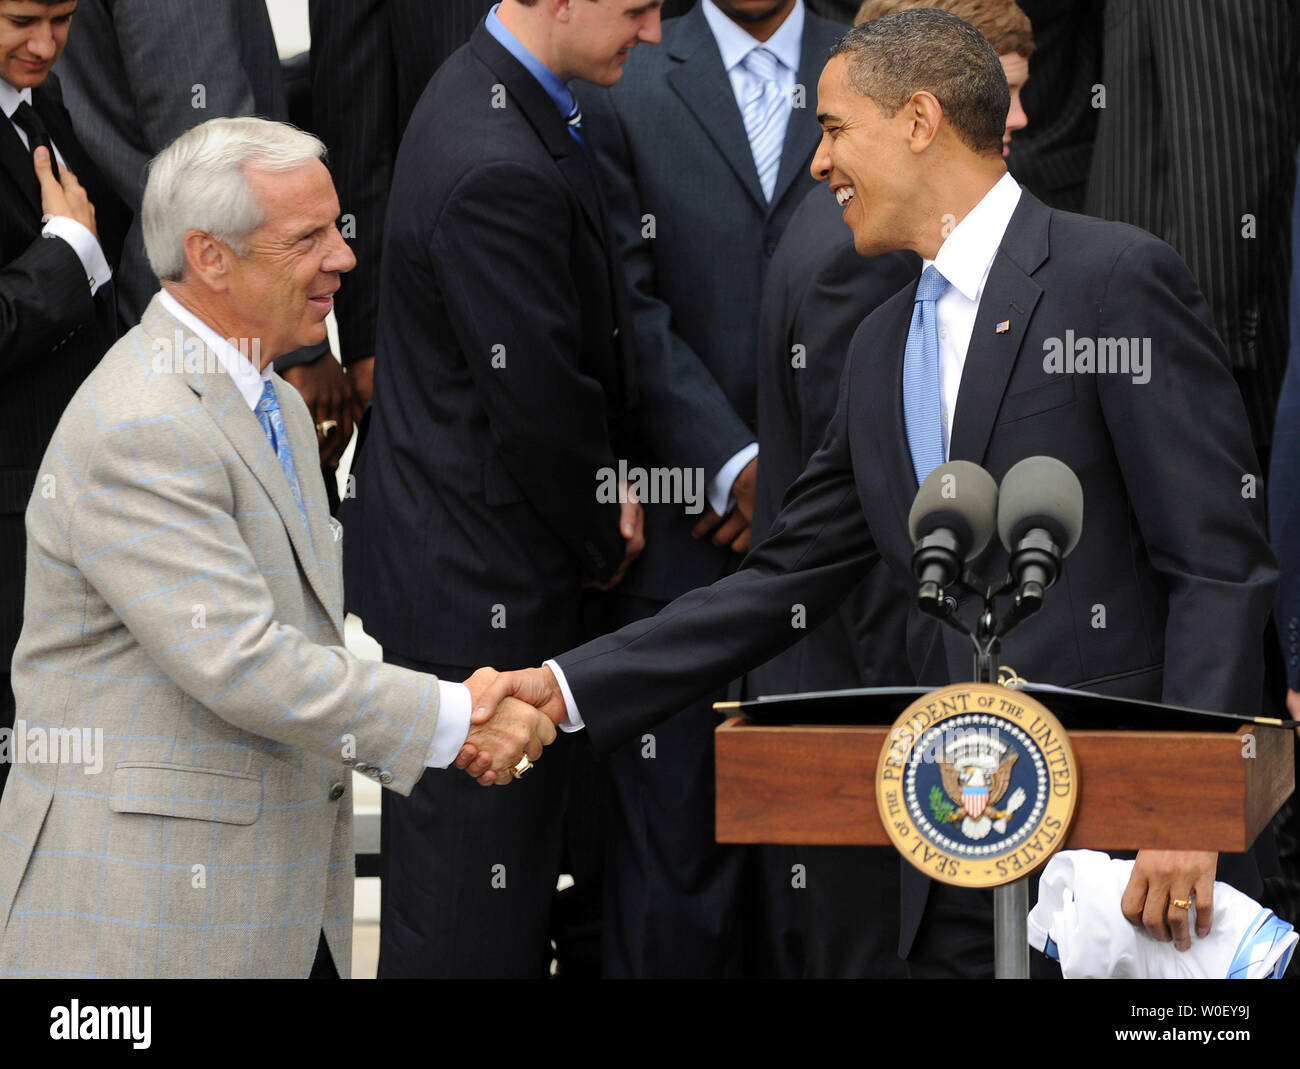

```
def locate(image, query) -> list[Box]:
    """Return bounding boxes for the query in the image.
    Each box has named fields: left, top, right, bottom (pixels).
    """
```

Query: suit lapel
left=948, top=193, right=1049, bottom=466
left=139, top=299, right=340, bottom=624
left=471, top=25, right=604, bottom=239
left=0, top=103, right=40, bottom=216
left=864, top=289, right=923, bottom=529
left=665, top=5, right=768, bottom=212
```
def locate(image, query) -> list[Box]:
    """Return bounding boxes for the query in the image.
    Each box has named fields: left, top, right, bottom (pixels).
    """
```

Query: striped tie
left=740, top=46, right=787, bottom=202
left=902, top=265, right=951, bottom=486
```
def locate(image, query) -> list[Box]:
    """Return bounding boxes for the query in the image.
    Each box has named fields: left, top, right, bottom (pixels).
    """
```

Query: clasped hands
left=453, top=666, right=568, bottom=785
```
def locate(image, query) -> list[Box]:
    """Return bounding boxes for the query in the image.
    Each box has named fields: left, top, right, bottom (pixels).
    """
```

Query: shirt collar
left=0, top=77, right=33, bottom=121
left=928, top=171, right=1023, bottom=302
left=157, top=289, right=271, bottom=410
left=485, top=2, right=578, bottom=123
left=703, top=0, right=805, bottom=75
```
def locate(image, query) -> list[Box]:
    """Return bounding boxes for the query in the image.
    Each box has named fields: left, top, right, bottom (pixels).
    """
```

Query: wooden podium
left=715, top=718, right=1293, bottom=852
left=715, top=695, right=1294, bottom=977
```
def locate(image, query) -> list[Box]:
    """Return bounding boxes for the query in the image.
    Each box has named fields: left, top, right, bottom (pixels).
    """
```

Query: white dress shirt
left=0, top=76, right=112, bottom=296
left=551, top=171, right=1025, bottom=732
left=927, top=170, right=1022, bottom=455
left=156, top=290, right=472, bottom=766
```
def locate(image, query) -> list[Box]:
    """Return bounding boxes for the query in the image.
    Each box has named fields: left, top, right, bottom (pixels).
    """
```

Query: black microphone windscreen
left=907, top=461, right=999, bottom=560
left=996, top=456, right=1084, bottom=555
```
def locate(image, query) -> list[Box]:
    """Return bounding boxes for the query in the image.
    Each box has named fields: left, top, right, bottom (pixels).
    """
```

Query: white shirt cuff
left=424, top=680, right=473, bottom=767
left=543, top=659, right=585, bottom=733
left=707, top=442, right=759, bottom=516
left=42, top=215, right=112, bottom=296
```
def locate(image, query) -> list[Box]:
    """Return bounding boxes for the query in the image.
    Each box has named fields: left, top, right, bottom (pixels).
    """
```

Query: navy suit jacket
left=577, top=4, right=845, bottom=602
left=342, top=23, right=633, bottom=668
left=555, top=189, right=1277, bottom=947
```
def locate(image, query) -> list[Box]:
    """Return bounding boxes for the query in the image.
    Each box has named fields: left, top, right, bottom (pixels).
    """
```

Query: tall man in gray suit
left=0, top=117, right=554, bottom=978
left=576, top=0, right=843, bottom=976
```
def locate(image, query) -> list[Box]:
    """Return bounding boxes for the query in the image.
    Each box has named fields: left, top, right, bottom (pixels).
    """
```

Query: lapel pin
left=995, top=320, right=1010, bottom=334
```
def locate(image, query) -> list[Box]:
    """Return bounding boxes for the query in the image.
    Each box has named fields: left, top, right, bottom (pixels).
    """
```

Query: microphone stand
left=915, top=567, right=1042, bottom=979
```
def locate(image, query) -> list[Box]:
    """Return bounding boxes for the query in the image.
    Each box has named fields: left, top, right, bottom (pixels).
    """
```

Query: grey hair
left=142, top=117, right=327, bottom=281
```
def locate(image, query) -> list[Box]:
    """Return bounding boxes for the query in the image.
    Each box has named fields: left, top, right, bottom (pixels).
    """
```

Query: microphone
left=908, top=461, right=999, bottom=610
left=996, top=456, right=1084, bottom=612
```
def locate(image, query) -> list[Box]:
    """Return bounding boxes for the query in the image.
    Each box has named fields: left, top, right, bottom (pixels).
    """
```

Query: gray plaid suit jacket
left=0, top=295, right=443, bottom=977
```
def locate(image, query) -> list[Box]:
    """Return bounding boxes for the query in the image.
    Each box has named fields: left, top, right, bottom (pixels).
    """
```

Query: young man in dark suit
left=0, top=0, right=127, bottom=800
left=473, top=8, right=1278, bottom=976
left=342, top=0, right=658, bottom=977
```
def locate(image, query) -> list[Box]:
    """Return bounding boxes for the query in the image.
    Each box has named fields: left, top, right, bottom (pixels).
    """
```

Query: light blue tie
left=903, top=265, right=951, bottom=486
left=740, top=46, right=787, bottom=202
left=254, top=379, right=309, bottom=529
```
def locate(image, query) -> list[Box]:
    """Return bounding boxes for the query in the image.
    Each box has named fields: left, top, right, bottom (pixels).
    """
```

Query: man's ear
left=182, top=229, right=233, bottom=293
left=905, top=91, right=944, bottom=154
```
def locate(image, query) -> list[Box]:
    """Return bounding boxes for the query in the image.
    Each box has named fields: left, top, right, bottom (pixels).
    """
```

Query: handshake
left=452, top=666, right=569, bottom=785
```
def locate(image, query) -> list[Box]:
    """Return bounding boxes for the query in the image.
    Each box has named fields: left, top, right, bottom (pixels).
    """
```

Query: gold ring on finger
left=316, top=419, right=339, bottom=439
left=512, top=754, right=533, bottom=779
left=1169, top=897, right=1193, bottom=911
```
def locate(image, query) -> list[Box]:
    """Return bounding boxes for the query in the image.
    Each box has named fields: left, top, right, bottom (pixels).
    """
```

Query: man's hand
left=33, top=146, right=97, bottom=236
left=691, top=456, right=756, bottom=554
left=346, top=355, right=375, bottom=420
left=1286, top=688, right=1300, bottom=741
left=1121, top=849, right=1217, bottom=951
left=453, top=667, right=560, bottom=785
left=282, top=353, right=355, bottom=469
left=455, top=666, right=568, bottom=782
left=587, top=485, right=645, bottom=591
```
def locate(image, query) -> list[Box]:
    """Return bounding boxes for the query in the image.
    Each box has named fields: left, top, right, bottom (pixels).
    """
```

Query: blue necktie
left=565, top=98, right=583, bottom=146
left=740, top=46, right=787, bottom=202
left=903, top=265, right=951, bottom=486
left=254, top=379, right=309, bottom=530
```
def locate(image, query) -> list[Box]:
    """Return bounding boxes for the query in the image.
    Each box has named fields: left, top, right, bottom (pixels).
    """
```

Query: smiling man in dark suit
left=343, top=0, right=657, bottom=977
left=471, top=8, right=1278, bottom=977
left=0, top=0, right=127, bottom=801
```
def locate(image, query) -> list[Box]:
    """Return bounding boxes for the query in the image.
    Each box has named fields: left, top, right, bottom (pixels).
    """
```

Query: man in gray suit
left=0, top=117, right=554, bottom=978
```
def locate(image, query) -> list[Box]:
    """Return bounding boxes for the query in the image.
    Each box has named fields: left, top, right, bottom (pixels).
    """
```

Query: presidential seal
left=875, top=682, right=1078, bottom=888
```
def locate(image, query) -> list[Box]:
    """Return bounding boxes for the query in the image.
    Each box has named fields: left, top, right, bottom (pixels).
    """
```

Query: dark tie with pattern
left=11, top=100, right=60, bottom=181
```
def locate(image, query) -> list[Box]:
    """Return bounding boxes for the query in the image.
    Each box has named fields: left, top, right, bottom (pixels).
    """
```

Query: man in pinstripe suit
left=0, top=117, right=555, bottom=978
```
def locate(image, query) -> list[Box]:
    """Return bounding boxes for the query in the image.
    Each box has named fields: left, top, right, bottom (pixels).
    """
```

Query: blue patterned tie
left=254, top=379, right=309, bottom=529
left=740, top=46, right=787, bottom=202
left=903, top=265, right=951, bottom=486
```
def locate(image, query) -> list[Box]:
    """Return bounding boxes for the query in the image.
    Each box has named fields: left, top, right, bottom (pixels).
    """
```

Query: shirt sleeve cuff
left=543, top=659, right=585, bottom=733
left=707, top=442, right=759, bottom=517
left=42, top=216, right=112, bottom=296
left=425, top=680, right=473, bottom=767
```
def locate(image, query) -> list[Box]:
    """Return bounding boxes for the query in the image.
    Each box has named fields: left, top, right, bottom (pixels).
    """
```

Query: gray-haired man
left=0, top=117, right=552, bottom=978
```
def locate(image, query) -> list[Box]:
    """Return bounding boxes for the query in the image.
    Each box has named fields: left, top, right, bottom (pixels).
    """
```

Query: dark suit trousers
left=602, top=593, right=801, bottom=978
left=376, top=655, right=601, bottom=978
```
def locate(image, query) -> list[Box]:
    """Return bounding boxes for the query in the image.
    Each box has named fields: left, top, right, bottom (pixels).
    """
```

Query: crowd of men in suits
left=0, top=0, right=1297, bottom=979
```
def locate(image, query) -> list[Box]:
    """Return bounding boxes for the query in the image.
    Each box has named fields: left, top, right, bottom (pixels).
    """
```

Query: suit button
left=379, top=771, right=393, bottom=785
left=328, top=782, right=345, bottom=801
left=764, top=239, right=777, bottom=256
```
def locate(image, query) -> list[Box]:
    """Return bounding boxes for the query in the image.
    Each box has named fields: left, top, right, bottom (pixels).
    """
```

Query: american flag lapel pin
left=995, top=319, right=1010, bottom=334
